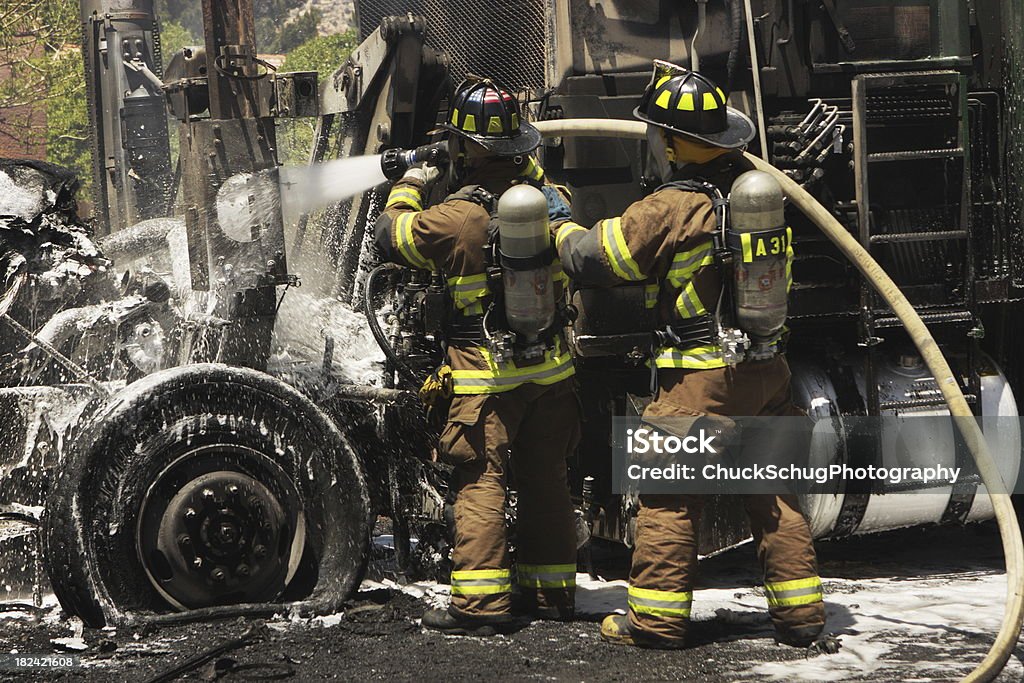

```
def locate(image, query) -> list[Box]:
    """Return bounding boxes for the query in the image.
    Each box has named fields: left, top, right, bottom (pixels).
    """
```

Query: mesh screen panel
left=357, top=0, right=547, bottom=90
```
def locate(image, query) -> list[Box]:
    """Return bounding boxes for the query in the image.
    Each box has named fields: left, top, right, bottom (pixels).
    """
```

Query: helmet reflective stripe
left=634, top=60, right=755, bottom=149
left=627, top=585, right=693, bottom=618
left=600, top=217, right=644, bottom=281
left=451, top=568, right=512, bottom=595
left=764, top=576, right=823, bottom=607
left=641, top=68, right=727, bottom=131
left=394, top=213, right=435, bottom=271
left=517, top=563, right=577, bottom=589
left=654, top=345, right=726, bottom=370
left=441, top=77, right=540, bottom=156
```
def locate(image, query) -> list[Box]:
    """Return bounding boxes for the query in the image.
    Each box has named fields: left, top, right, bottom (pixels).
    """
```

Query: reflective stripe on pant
left=445, top=379, right=580, bottom=617
left=628, top=585, right=692, bottom=618
left=746, top=495, right=825, bottom=635
left=628, top=494, right=823, bottom=641
left=764, top=576, right=824, bottom=607
left=627, top=357, right=825, bottom=641
left=451, top=569, right=512, bottom=596
left=518, top=563, right=577, bottom=589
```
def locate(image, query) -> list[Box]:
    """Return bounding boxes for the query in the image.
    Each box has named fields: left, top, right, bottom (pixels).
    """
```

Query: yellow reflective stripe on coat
left=555, top=221, right=588, bottom=250
left=394, top=213, right=435, bottom=271
left=667, top=241, right=714, bottom=286
left=627, top=585, right=692, bottom=618
left=764, top=576, right=823, bottom=607
left=644, top=283, right=659, bottom=309
left=517, top=563, right=577, bottom=589
left=654, top=344, right=726, bottom=370
left=601, top=217, right=644, bottom=281
left=674, top=281, right=707, bottom=318
left=447, top=273, right=489, bottom=312
left=385, top=186, right=423, bottom=211
left=450, top=343, right=575, bottom=394
left=521, top=156, right=544, bottom=181
left=450, top=568, right=512, bottom=596
left=551, top=259, right=568, bottom=285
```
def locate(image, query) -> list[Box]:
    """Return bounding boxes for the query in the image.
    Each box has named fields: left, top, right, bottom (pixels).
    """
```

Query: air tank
left=728, top=170, right=790, bottom=341
left=496, top=184, right=556, bottom=342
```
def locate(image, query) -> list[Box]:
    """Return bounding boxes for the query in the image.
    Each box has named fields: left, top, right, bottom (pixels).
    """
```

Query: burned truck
left=1, top=0, right=1023, bottom=631
left=0, top=0, right=409, bottom=627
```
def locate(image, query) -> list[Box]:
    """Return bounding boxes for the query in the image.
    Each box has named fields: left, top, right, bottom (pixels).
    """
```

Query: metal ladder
left=850, top=70, right=978, bottom=415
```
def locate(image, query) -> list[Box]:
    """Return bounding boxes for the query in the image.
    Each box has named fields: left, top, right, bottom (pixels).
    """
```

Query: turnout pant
left=439, top=379, right=580, bottom=617
left=628, top=356, right=826, bottom=643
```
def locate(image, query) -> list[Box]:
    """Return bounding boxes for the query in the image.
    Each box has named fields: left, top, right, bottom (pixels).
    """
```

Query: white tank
left=497, top=184, right=556, bottom=342
left=729, top=170, right=790, bottom=341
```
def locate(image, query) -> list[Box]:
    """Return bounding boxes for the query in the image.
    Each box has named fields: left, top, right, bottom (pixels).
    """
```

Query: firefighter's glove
left=419, top=364, right=454, bottom=406
left=403, top=163, right=442, bottom=188
left=541, top=185, right=572, bottom=222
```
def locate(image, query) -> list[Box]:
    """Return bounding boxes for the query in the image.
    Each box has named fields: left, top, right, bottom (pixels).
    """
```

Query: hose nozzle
left=381, top=141, right=449, bottom=181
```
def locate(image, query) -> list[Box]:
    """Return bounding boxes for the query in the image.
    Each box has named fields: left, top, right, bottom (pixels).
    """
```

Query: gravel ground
left=1, top=523, right=1022, bottom=682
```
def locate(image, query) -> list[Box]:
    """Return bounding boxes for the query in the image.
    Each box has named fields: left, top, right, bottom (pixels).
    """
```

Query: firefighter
left=374, top=77, right=579, bottom=635
left=552, top=62, right=826, bottom=649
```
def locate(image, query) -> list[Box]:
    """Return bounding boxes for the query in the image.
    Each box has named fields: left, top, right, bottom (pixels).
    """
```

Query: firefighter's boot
left=600, top=614, right=687, bottom=649
left=421, top=608, right=515, bottom=636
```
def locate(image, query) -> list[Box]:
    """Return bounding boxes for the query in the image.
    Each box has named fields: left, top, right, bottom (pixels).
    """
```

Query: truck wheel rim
left=136, top=444, right=305, bottom=610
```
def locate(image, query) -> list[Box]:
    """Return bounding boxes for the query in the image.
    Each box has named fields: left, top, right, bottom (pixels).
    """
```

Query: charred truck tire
left=42, top=363, right=370, bottom=627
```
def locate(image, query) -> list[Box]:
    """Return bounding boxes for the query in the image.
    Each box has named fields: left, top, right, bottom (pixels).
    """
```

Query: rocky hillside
left=289, top=0, right=357, bottom=35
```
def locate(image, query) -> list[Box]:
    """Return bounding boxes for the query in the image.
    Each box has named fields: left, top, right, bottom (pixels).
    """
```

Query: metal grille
left=357, top=0, right=547, bottom=90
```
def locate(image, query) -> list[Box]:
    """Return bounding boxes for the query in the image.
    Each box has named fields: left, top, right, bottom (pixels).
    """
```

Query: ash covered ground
left=2, top=523, right=1022, bottom=682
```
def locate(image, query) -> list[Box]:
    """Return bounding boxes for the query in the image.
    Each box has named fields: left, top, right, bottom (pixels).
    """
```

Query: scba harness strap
left=442, top=185, right=563, bottom=353
left=655, top=179, right=789, bottom=363
left=654, top=180, right=730, bottom=350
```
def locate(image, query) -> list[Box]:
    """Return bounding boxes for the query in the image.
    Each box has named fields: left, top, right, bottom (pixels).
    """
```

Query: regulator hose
left=363, top=263, right=422, bottom=387
left=533, top=118, right=1024, bottom=683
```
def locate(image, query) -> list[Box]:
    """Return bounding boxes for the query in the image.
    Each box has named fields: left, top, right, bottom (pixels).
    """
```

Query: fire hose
left=534, top=118, right=1024, bottom=683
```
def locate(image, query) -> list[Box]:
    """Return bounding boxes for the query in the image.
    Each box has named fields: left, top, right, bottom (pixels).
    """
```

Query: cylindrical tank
left=496, top=184, right=556, bottom=342
left=790, top=350, right=1021, bottom=539
left=729, top=170, right=789, bottom=341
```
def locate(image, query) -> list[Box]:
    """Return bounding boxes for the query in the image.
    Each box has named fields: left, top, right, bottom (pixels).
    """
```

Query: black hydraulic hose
left=363, top=263, right=422, bottom=387
left=726, top=0, right=745, bottom=91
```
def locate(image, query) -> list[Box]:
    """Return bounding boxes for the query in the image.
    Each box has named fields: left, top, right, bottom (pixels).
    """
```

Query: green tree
left=159, top=18, right=197, bottom=61
left=282, top=28, right=357, bottom=78
left=45, top=48, right=89, bottom=193
left=276, top=28, right=357, bottom=165
left=279, top=9, right=320, bottom=53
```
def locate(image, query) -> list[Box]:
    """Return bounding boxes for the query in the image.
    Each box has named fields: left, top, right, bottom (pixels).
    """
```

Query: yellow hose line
left=534, top=118, right=1024, bottom=682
